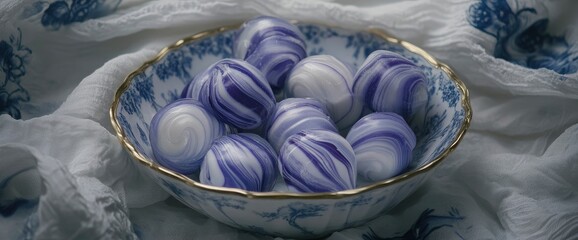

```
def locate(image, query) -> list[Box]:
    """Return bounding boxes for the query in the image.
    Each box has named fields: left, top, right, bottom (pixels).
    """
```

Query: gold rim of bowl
left=109, top=23, right=473, bottom=200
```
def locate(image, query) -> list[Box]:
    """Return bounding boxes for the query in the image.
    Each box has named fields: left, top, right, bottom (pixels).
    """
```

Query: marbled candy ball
left=150, top=99, right=229, bottom=174
left=235, top=16, right=307, bottom=88
left=353, top=50, right=428, bottom=120
left=198, top=58, right=276, bottom=130
left=199, top=133, right=278, bottom=192
left=266, top=98, right=338, bottom=152
left=279, top=129, right=357, bottom=193
left=285, top=55, right=364, bottom=130
left=181, top=78, right=194, bottom=98
left=346, top=112, right=416, bottom=182
left=181, top=73, right=208, bottom=101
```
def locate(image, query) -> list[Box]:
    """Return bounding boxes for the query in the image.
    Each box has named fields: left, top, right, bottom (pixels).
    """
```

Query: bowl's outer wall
left=150, top=166, right=430, bottom=238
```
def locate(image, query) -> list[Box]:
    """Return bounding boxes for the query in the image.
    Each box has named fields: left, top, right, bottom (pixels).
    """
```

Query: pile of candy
left=149, top=16, right=428, bottom=193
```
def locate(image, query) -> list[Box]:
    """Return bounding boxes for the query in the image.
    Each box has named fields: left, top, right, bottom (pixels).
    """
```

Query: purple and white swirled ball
left=234, top=16, right=307, bottom=88
left=198, top=58, right=276, bottom=130
left=149, top=99, right=229, bottom=174
left=352, top=50, right=428, bottom=120
left=285, top=55, right=364, bottom=130
left=266, top=98, right=338, bottom=152
left=346, top=112, right=416, bottom=182
left=199, top=133, right=278, bottom=192
left=279, top=129, right=356, bottom=193
left=181, top=73, right=208, bottom=101
left=181, top=77, right=194, bottom=98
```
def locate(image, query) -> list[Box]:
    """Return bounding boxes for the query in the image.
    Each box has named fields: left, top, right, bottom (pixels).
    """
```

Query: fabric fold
left=1, top=0, right=577, bottom=239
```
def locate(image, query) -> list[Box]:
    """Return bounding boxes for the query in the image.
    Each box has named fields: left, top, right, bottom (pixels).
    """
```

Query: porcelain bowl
left=110, top=22, right=472, bottom=239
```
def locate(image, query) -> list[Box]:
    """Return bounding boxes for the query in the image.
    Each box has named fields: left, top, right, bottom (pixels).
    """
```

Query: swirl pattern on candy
left=200, top=133, right=278, bottom=192
left=149, top=99, right=229, bottom=174
left=234, top=16, right=307, bottom=88
left=285, top=55, right=363, bottom=130
left=199, top=58, right=276, bottom=130
left=181, top=78, right=194, bottom=98
left=181, top=73, right=206, bottom=100
left=279, top=129, right=356, bottom=193
left=346, top=112, right=416, bottom=182
left=266, top=98, right=338, bottom=152
left=353, top=50, right=428, bottom=120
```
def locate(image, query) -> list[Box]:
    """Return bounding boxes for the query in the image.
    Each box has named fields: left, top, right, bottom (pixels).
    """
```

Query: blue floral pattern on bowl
left=467, top=0, right=578, bottom=74
left=111, top=23, right=471, bottom=238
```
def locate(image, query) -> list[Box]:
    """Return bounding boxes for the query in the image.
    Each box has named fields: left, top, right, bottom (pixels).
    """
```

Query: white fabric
left=1, top=0, right=577, bottom=239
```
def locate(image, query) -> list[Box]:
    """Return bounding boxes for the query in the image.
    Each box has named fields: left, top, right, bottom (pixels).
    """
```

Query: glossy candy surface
left=279, top=129, right=356, bottom=193
left=234, top=16, right=307, bottom=88
left=181, top=77, right=194, bottom=98
left=285, top=55, right=363, bottom=130
left=181, top=73, right=207, bottom=101
left=149, top=99, right=229, bottom=174
left=266, top=98, right=338, bottom=152
left=346, top=112, right=416, bottom=182
left=353, top=50, right=428, bottom=120
left=198, top=58, right=276, bottom=130
left=199, top=133, right=278, bottom=192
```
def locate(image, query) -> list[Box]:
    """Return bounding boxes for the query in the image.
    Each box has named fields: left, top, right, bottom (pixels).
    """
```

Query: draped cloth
left=1, top=0, right=577, bottom=239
